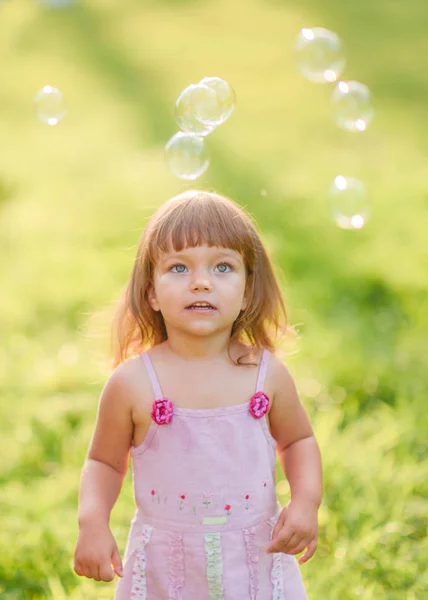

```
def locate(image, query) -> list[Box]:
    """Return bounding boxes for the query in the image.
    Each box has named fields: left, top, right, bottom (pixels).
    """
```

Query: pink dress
left=114, top=350, right=308, bottom=600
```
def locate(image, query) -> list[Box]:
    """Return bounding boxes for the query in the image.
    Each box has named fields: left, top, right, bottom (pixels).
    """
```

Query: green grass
left=0, top=0, right=427, bottom=598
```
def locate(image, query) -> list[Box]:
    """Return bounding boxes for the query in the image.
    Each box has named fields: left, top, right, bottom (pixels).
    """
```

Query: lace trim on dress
left=204, top=532, right=224, bottom=600
left=268, top=516, right=286, bottom=599
left=243, top=526, right=260, bottom=600
left=168, top=531, right=185, bottom=599
left=131, top=524, right=153, bottom=599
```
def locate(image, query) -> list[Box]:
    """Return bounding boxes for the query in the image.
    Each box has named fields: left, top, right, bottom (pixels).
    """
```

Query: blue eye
left=171, top=264, right=187, bottom=273
left=216, top=263, right=232, bottom=273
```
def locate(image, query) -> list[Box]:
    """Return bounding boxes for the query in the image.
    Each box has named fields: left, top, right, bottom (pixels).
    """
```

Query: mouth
left=185, top=301, right=217, bottom=311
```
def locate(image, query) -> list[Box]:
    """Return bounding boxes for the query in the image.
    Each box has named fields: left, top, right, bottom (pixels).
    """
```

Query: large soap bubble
left=197, top=76, right=236, bottom=126
left=165, top=132, right=209, bottom=180
left=175, top=83, right=217, bottom=136
left=294, top=27, right=345, bottom=84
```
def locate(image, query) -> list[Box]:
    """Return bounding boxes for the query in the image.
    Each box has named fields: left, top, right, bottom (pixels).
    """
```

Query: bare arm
left=269, top=356, right=323, bottom=507
left=74, top=365, right=136, bottom=581
left=78, top=366, right=134, bottom=525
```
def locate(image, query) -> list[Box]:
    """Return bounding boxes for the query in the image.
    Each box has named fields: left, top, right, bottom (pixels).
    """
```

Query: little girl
left=74, top=190, right=322, bottom=599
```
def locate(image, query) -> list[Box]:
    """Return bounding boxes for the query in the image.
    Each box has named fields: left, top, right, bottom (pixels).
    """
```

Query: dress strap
left=255, top=349, right=270, bottom=393
left=141, top=352, right=163, bottom=400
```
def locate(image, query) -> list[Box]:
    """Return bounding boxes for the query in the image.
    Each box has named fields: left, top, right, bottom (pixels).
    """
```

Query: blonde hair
left=111, top=190, right=289, bottom=367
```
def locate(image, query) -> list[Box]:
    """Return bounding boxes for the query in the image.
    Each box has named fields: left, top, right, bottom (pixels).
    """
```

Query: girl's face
left=148, top=244, right=248, bottom=339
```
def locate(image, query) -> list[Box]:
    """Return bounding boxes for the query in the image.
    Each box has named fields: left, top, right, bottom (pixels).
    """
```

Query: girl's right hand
left=74, top=522, right=124, bottom=582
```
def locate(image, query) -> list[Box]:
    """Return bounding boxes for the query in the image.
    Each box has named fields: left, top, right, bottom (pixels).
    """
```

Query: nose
left=190, top=269, right=213, bottom=292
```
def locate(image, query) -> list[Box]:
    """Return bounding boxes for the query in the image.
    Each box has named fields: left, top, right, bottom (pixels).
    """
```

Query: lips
left=185, top=301, right=217, bottom=310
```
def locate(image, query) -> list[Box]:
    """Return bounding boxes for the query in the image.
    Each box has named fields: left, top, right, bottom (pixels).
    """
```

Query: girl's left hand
left=266, top=499, right=319, bottom=564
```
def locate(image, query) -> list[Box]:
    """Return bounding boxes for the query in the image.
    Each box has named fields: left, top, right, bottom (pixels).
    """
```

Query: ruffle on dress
left=130, top=524, right=153, bottom=599
left=243, top=526, right=260, bottom=599
left=168, top=531, right=185, bottom=599
left=268, top=516, right=286, bottom=599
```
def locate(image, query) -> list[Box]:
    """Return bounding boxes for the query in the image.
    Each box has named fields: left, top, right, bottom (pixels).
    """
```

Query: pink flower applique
left=249, top=391, right=270, bottom=419
left=225, top=504, right=232, bottom=515
left=151, top=398, right=174, bottom=424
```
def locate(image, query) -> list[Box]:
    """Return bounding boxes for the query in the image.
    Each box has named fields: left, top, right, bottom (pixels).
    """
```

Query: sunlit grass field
left=0, top=0, right=427, bottom=598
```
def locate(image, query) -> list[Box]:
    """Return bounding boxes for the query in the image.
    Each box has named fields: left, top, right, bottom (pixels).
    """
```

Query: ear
left=147, top=284, right=160, bottom=312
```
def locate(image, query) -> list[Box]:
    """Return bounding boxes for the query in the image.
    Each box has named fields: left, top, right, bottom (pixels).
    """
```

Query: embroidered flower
left=224, top=504, right=232, bottom=515
left=202, top=491, right=213, bottom=509
left=150, top=489, right=156, bottom=503
left=249, top=391, right=270, bottom=419
left=178, top=494, right=186, bottom=510
left=151, top=398, right=174, bottom=424
left=239, top=493, right=251, bottom=511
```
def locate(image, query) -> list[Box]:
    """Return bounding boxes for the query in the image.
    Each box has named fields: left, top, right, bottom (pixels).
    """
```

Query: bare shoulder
left=105, top=354, right=154, bottom=415
left=109, top=354, right=149, bottom=388
left=265, top=351, right=314, bottom=452
left=87, top=355, right=154, bottom=473
left=266, top=352, right=296, bottom=394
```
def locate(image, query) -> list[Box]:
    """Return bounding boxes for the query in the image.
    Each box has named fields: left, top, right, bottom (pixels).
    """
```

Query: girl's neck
left=164, top=333, right=233, bottom=362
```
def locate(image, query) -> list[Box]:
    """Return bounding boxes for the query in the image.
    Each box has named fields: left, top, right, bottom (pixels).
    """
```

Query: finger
left=298, top=539, right=318, bottom=564
left=267, top=531, right=297, bottom=554
left=112, top=545, right=124, bottom=578
left=271, top=513, right=286, bottom=540
left=286, top=539, right=308, bottom=556
left=73, top=560, right=83, bottom=577
left=89, top=564, right=101, bottom=582
left=279, top=532, right=301, bottom=554
left=99, top=563, right=115, bottom=582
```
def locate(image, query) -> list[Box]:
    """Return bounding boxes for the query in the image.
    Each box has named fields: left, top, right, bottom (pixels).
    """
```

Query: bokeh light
left=294, top=27, right=345, bottom=83
left=164, top=131, right=209, bottom=180
left=332, top=80, right=374, bottom=131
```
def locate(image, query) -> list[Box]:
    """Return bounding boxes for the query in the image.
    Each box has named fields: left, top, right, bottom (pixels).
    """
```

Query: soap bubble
left=34, top=85, right=66, bottom=125
left=329, top=175, right=369, bottom=229
left=175, top=83, right=218, bottom=135
left=165, top=132, right=209, bottom=180
left=197, top=76, right=236, bottom=125
left=332, top=81, right=374, bottom=132
left=294, top=27, right=345, bottom=83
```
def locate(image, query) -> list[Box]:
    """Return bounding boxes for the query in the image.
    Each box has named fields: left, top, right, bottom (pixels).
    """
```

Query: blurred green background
left=0, top=0, right=427, bottom=598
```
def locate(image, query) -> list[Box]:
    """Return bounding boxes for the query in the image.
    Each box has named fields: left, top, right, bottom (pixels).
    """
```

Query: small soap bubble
left=332, top=81, right=374, bottom=131
left=197, top=76, right=236, bottom=126
left=165, top=132, right=209, bottom=180
left=175, top=83, right=218, bottom=136
left=329, top=175, right=369, bottom=230
left=294, top=27, right=345, bottom=83
left=34, top=85, right=66, bottom=125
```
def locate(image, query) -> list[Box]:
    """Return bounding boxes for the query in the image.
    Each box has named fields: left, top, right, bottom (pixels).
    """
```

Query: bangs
left=147, top=192, right=256, bottom=267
